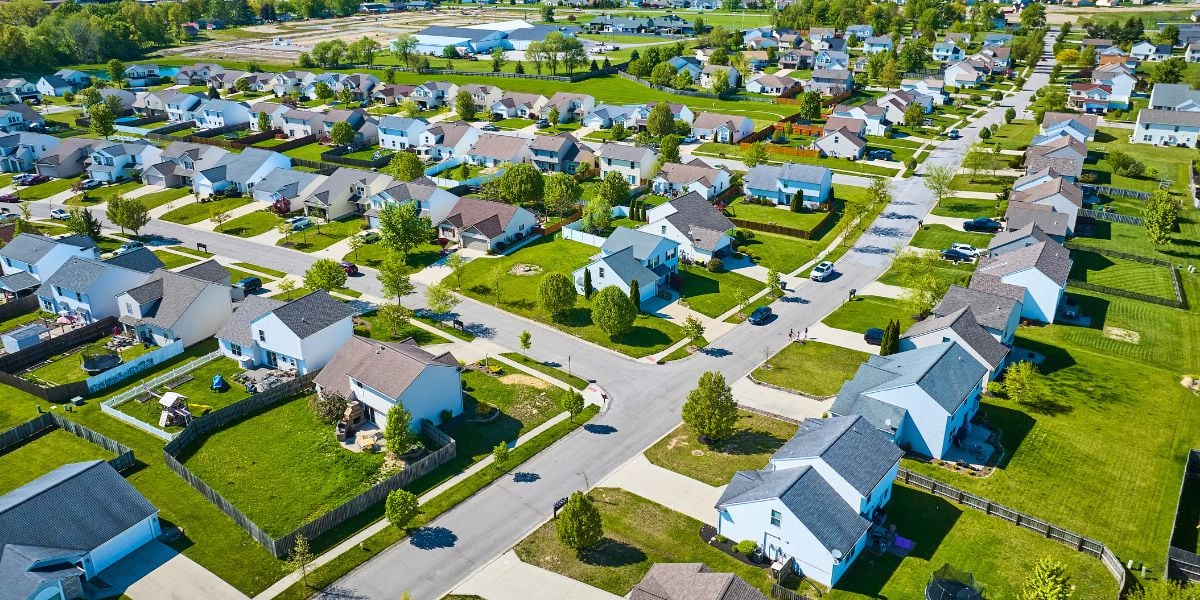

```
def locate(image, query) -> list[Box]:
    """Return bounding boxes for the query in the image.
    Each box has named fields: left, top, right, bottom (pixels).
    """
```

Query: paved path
left=803, top=322, right=880, bottom=354
left=731, top=375, right=829, bottom=422
left=599, top=454, right=723, bottom=524
left=451, top=551, right=621, bottom=600
left=859, top=280, right=906, bottom=300
left=101, top=542, right=248, bottom=600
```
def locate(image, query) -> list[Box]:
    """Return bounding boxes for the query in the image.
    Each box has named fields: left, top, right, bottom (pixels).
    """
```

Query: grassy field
left=20, top=176, right=78, bottom=200
left=65, top=181, right=141, bottom=207
left=907, top=224, right=993, bottom=252
left=678, top=264, right=767, bottom=318
left=645, top=411, right=797, bottom=486
left=751, top=341, right=869, bottom=398
left=137, top=187, right=193, bottom=210
left=822, top=295, right=917, bottom=334
left=218, top=210, right=282, bottom=238
left=500, top=352, right=590, bottom=389
left=283, top=143, right=334, bottom=162
left=1068, top=216, right=1200, bottom=267
left=161, top=197, right=252, bottom=225
left=696, top=142, right=900, bottom=177
left=878, top=260, right=974, bottom=289
left=344, top=241, right=443, bottom=271
left=725, top=198, right=832, bottom=231
left=153, top=249, right=200, bottom=270
left=0, top=429, right=115, bottom=495
left=232, top=261, right=288, bottom=278
left=456, top=235, right=684, bottom=357
left=352, top=311, right=444, bottom=346
left=277, top=218, right=364, bottom=252
left=949, top=175, right=1013, bottom=193
left=988, top=119, right=1037, bottom=151
left=1068, top=249, right=1178, bottom=300
left=931, top=197, right=1006, bottom=219
left=1086, top=127, right=1192, bottom=195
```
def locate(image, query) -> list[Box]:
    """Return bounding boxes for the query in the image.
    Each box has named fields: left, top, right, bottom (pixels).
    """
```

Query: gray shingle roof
left=601, top=227, right=673, bottom=261
left=0, top=233, right=96, bottom=265
left=178, top=259, right=231, bottom=284
left=594, top=246, right=659, bottom=288
left=744, top=163, right=830, bottom=192
left=442, top=198, right=526, bottom=239
left=661, top=192, right=734, bottom=251
left=1138, top=108, right=1200, bottom=127
left=1149, top=83, right=1200, bottom=109
left=0, top=271, right=39, bottom=293
left=932, top=285, right=1019, bottom=333
left=630, top=564, right=767, bottom=600
left=989, top=223, right=1052, bottom=255
left=975, top=240, right=1072, bottom=286
left=256, top=167, right=323, bottom=200
left=833, top=342, right=986, bottom=426
left=264, top=290, right=355, bottom=339
left=598, top=142, right=655, bottom=163
left=104, top=247, right=165, bottom=273
left=771, top=415, right=900, bottom=496
left=37, top=256, right=112, bottom=295
left=717, top=465, right=870, bottom=556
left=216, top=294, right=285, bottom=347
left=901, top=307, right=1010, bottom=369
left=314, top=335, right=457, bottom=400
left=121, top=270, right=220, bottom=330
left=1004, top=203, right=1068, bottom=238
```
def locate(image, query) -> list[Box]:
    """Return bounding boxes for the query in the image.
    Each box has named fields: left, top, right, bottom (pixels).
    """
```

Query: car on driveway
left=0, top=193, right=19, bottom=203
left=962, top=217, right=1002, bottom=233
left=867, top=149, right=893, bottom=161
left=480, top=124, right=499, bottom=132
left=16, top=174, right=48, bottom=186
left=49, top=208, right=70, bottom=220
left=285, top=216, right=312, bottom=230
left=940, top=247, right=975, bottom=263
left=747, top=305, right=773, bottom=325
left=950, top=243, right=983, bottom=257
left=114, top=241, right=144, bottom=256
left=78, top=179, right=102, bottom=190
left=810, top=261, right=835, bottom=281
left=235, top=276, right=262, bottom=293
left=682, top=135, right=698, bottom=143
left=863, top=327, right=884, bottom=346
left=535, top=119, right=550, bottom=129
left=357, top=230, right=380, bottom=243
left=340, top=261, right=359, bottom=275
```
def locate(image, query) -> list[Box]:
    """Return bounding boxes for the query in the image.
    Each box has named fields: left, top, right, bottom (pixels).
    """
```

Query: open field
left=752, top=341, right=869, bottom=398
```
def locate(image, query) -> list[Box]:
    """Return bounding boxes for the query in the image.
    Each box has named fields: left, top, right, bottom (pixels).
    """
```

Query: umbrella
left=56, top=316, right=73, bottom=324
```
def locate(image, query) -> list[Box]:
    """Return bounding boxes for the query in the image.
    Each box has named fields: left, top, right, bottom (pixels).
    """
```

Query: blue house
left=846, top=24, right=873, bottom=40
left=668, top=56, right=702, bottom=81
left=743, top=163, right=833, bottom=208
left=983, top=33, right=1013, bottom=47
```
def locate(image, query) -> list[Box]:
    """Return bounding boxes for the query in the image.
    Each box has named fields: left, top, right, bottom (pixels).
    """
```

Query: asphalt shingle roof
left=832, top=342, right=986, bottom=426
left=771, top=415, right=901, bottom=496
left=0, top=233, right=95, bottom=265
left=104, top=248, right=165, bottom=273
left=660, top=192, right=734, bottom=251
left=601, top=227, right=673, bottom=262
left=901, top=307, right=1010, bottom=369
left=932, top=285, right=1019, bottom=333
left=215, top=295, right=285, bottom=347
left=270, top=290, right=356, bottom=339
left=1004, top=203, right=1069, bottom=238
left=313, top=335, right=457, bottom=400
left=630, top=564, right=767, bottom=600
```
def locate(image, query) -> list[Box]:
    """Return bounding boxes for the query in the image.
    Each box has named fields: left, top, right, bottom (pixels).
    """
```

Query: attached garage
left=460, top=230, right=492, bottom=251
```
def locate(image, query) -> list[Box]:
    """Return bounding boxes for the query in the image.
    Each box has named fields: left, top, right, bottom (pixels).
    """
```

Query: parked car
left=867, top=149, right=893, bottom=161
left=357, top=230, right=380, bottom=243
left=0, top=193, right=19, bottom=203
left=16, top=174, right=48, bottom=186
left=114, top=241, right=145, bottom=256
left=480, top=124, right=499, bottom=132
left=535, top=118, right=550, bottom=129
left=285, top=216, right=312, bottom=230
left=49, top=208, right=70, bottom=220
left=810, top=261, right=835, bottom=281
left=863, top=327, right=884, bottom=346
left=962, top=217, right=1002, bottom=233
left=950, top=243, right=983, bottom=257
left=747, top=305, right=773, bottom=325
left=235, top=276, right=263, bottom=293
left=940, top=247, right=975, bottom=263
left=682, top=135, right=698, bottom=143
left=78, top=178, right=102, bottom=190
left=340, top=261, right=359, bottom=275
left=947, top=129, right=961, bottom=140
left=12, top=174, right=35, bottom=185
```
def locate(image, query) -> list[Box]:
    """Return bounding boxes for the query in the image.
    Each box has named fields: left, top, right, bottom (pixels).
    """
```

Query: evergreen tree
left=629, top=279, right=640, bottom=313
left=682, top=371, right=737, bottom=444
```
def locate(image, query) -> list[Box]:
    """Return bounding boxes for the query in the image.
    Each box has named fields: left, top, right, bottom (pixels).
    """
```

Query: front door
left=265, top=351, right=278, bottom=367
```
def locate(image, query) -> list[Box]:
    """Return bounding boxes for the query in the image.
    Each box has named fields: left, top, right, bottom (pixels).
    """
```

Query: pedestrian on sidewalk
left=788, top=328, right=794, bottom=341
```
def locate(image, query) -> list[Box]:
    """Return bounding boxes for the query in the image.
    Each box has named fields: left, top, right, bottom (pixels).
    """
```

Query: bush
left=707, top=257, right=724, bottom=273
left=734, top=540, right=758, bottom=555
left=440, top=408, right=453, bottom=424
left=969, top=93, right=981, bottom=103
left=310, top=391, right=349, bottom=424
left=736, top=245, right=748, bottom=254
left=476, top=401, right=495, bottom=416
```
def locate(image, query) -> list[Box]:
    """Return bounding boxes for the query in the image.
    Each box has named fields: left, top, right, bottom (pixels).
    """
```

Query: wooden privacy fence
left=0, top=412, right=135, bottom=472
left=0, top=295, right=38, bottom=330
left=738, top=141, right=820, bottom=159
left=0, top=317, right=117, bottom=403
left=163, top=372, right=456, bottom=558
left=729, top=211, right=834, bottom=240
left=897, top=469, right=1127, bottom=592
left=1065, top=244, right=1187, bottom=309
left=1167, top=450, right=1200, bottom=583
left=1079, top=208, right=1144, bottom=226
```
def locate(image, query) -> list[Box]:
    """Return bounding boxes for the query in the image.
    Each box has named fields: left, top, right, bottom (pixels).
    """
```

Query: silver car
left=810, top=261, right=835, bottom=281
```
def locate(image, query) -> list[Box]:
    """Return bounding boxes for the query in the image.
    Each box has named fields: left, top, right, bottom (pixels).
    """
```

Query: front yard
left=218, top=210, right=283, bottom=238
left=138, top=187, right=193, bottom=210
left=19, top=176, right=79, bottom=200
left=65, top=181, right=141, bottom=206
left=822, top=295, right=917, bottom=334
left=988, top=119, right=1037, bottom=151
left=276, top=217, right=364, bottom=252
left=0, top=428, right=116, bottom=495
left=751, top=341, right=869, bottom=397
left=948, top=175, right=1013, bottom=194
left=343, top=240, right=443, bottom=271
left=678, top=264, right=767, bottom=319
left=907, top=224, right=993, bottom=252
left=161, top=197, right=252, bottom=225
left=644, top=411, right=797, bottom=487
left=153, top=249, right=200, bottom=270
left=930, top=197, right=1006, bottom=219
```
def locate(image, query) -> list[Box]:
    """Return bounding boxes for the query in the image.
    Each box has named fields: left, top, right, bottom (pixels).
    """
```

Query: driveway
left=599, top=454, right=724, bottom=524
left=731, top=375, right=829, bottom=422
left=97, top=541, right=248, bottom=600
left=451, top=551, right=620, bottom=600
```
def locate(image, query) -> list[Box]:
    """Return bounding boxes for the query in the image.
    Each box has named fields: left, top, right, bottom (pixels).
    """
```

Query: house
left=746, top=73, right=802, bottom=96
left=0, top=132, right=61, bottom=173
left=1187, top=42, right=1200, bottom=62
left=541, top=92, right=594, bottom=123
left=1137, top=108, right=1200, bottom=146
left=816, top=124, right=866, bottom=160
left=175, top=63, right=224, bottom=85
left=216, top=291, right=356, bottom=374
left=162, top=91, right=204, bottom=123
left=1149, top=82, right=1200, bottom=111
left=490, top=92, right=547, bottom=119
left=117, top=268, right=233, bottom=348
left=1008, top=176, right=1082, bottom=235
left=983, top=33, right=1013, bottom=47
left=271, top=70, right=317, bottom=98
left=832, top=104, right=890, bottom=137
left=943, top=60, right=984, bottom=88
left=314, top=335, right=462, bottom=430
left=641, top=191, right=735, bottom=262
left=778, top=49, right=813, bottom=70
left=1036, top=112, right=1097, bottom=143
left=901, top=77, right=948, bottom=105
left=832, top=342, right=987, bottom=459
left=971, top=240, right=1072, bottom=323
left=651, top=159, right=732, bottom=200
left=700, top=64, right=741, bottom=90
left=35, top=75, right=73, bottom=98
left=690, top=112, right=754, bottom=144
left=900, top=307, right=1010, bottom=382
left=207, top=69, right=248, bottom=93
left=0, top=104, right=44, bottom=133
left=716, top=415, right=902, bottom=586
left=975, top=46, right=1011, bottom=71
left=1023, top=136, right=1087, bottom=179
left=192, top=147, right=291, bottom=197
left=846, top=24, right=873, bottom=39
left=0, top=461, right=161, bottom=600
left=377, top=116, right=431, bottom=151
left=1005, top=203, right=1069, bottom=241
left=411, top=81, right=459, bottom=109
left=597, top=143, right=657, bottom=185
left=630, top=564, right=767, bottom=600
left=1091, top=63, right=1137, bottom=109
left=54, top=69, right=91, bottom=90
left=582, top=104, right=639, bottom=129
left=415, top=121, right=479, bottom=161
left=932, top=285, right=1022, bottom=346
left=863, top=35, right=893, bottom=54
left=99, top=88, right=137, bottom=113
left=743, top=163, right=832, bottom=208
left=34, top=137, right=101, bottom=179
left=529, top=133, right=592, bottom=174
left=365, top=177, right=459, bottom=228
left=460, top=83, right=504, bottom=113
left=808, top=27, right=835, bottom=45
left=810, top=69, right=854, bottom=95
left=0, top=78, right=38, bottom=104
left=249, top=102, right=291, bottom=133
left=252, top=167, right=326, bottom=212
left=1068, top=83, right=1113, bottom=113
left=437, top=197, right=537, bottom=252
left=0, top=233, right=98, bottom=282
left=742, top=50, right=773, bottom=70
left=813, top=50, right=850, bottom=71
left=1131, top=40, right=1173, bottom=61
left=372, top=83, right=416, bottom=106
left=669, top=56, right=703, bottom=81
left=932, top=41, right=966, bottom=62
left=646, top=102, right=696, bottom=125
left=142, top=141, right=229, bottom=189
left=123, top=64, right=162, bottom=87
left=988, top=223, right=1057, bottom=257
left=464, top=133, right=533, bottom=168
left=86, top=141, right=162, bottom=183
left=302, top=167, right=391, bottom=220
left=194, top=99, right=251, bottom=130
left=342, top=73, right=380, bottom=100
left=572, top=227, right=679, bottom=302
left=36, top=251, right=163, bottom=322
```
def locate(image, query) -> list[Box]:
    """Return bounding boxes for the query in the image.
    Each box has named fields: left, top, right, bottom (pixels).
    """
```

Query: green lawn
left=908, top=224, right=993, bottom=252
left=492, top=117, right=536, bottom=130
left=277, top=218, right=365, bottom=252
left=1068, top=216, right=1200, bottom=266
left=752, top=341, right=869, bottom=398
left=283, top=143, right=334, bottom=162
left=878, top=260, right=974, bottom=290
left=822, top=295, right=917, bottom=334
left=0, top=428, right=116, bottom=495
left=678, top=264, right=767, bottom=319
left=1068, top=249, right=1177, bottom=300
left=19, top=177, right=78, bottom=200
left=344, top=241, right=442, bottom=271
left=456, top=235, right=684, bottom=358
left=217, top=210, right=282, bottom=238
left=161, top=197, right=252, bottom=225
left=65, top=181, right=141, bottom=207
left=1087, top=127, right=1193, bottom=196
left=172, top=246, right=215, bottom=258
left=988, top=119, right=1037, bottom=151
left=115, top=357, right=254, bottom=433
left=153, top=250, right=200, bottom=270
left=353, top=311, right=444, bottom=346
left=500, top=352, right=589, bottom=389
left=739, top=230, right=823, bottom=273
left=181, top=393, right=387, bottom=536
left=696, top=142, right=899, bottom=177
left=232, top=261, right=288, bottom=278
left=949, top=175, right=1013, bottom=193
left=26, top=338, right=154, bottom=386
left=931, top=197, right=1007, bottom=219
left=0, top=310, right=45, bottom=335
left=137, top=187, right=193, bottom=210
left=725, top=198, right=832, bottom=232
left=645, top=411, right=797, bottom=487
left=514, top=488, right=800, bottom=596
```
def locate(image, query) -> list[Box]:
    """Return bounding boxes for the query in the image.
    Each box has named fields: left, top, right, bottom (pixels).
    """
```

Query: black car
left=747, top=306, right=773, bottom=325
left=962, top=217, right=1002, bottom=233
left=867, top=149, right=893, bottom=161
left=235, top=277, right=263, bottom=293
left=863, top=327, right=884, bottom=346
left=940, top=247, right=975, bottom=263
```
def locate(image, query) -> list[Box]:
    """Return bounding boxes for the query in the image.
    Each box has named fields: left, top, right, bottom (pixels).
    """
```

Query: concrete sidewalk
left=599, top=454, right=723, bottom=525
left=451, top=551, right=620, bottom=600
left=731, top=375, right=828, bottom=422
left=858, top=280, right=906, bottom=299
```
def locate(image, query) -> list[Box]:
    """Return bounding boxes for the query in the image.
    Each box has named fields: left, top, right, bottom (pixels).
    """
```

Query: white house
left=1023, top=136, right=1086, bottom=179
left=971, top=240, right=1072, bottom=324
left=464, top=133, right=533, bottom=168
left=1039, top=112, right=1097, bottom=142
left=85, top=141, right=163, bottom=184
left=0, top=78, right=39, bottom=104
left=900, top=307, right=1010, bottom=383
left=301, top=167, right=392, bottom=221
left=117, top=268, right=233, bottom=348
left=815, top=124, right=866, bottom=160
left=690, top=112, right=754, bottom=144
left=215, top=291, right=356, bottom=374
left=0, top=132, right=61, bottom=173
left=194, top=99, right=251, bottom=130
left=35, top=75, right=73, bottom=98
left=862, top=35, right=893, bottom=54
left=743, top=163, right=832, bottom=208
left=366, top=178, right=459, bottom=228
left=932, top=285, right=1022, bottom=346
left=142, top=141, right=229, bottom=189
left=490, top=92, right=547, bottom=119
left=0, top=461, right=161, bottom=600
left=572, top=227, right=678, bottom=302
left=192, top=147, right=290, bottom=198
left=943, top=60, right=984, bottom=88
left=746, top=73, right=801, bottom=96
left=830, top=104, right=889, bottom=137
left=932, top=41, right=966, bottom=62
left=641, top=192, right=735, bottom=262
left=36, top=251, right=164, bottom=322
left=901, top=77, right=948, bottom=105
left=651, top=159, right=732, bottom=200
left=437, top=197, right=537, bottom=252
left=716, top=415, right=902, bottom=587
left=541, top=92, right=595, bottom=123
left=832, top=342, right=987, bottom=459
left=415, top=121, right=479, bottom=161
left=700, top=64, right=741, bottom=90
left=1135, top=108, right=1200, bottom=146
left=411, top=81, right=459, bottom=110
left=597, top=143, right=657, bottom=185
left=377, top=116, right=431, bottom=150
left=0, top=233, right=98, bottom=282
left=1008, top=176, right=1082, bottom=235
left=162, top=91, right=204, bottom=124
left=1131, top=40, right=1172, bottom=61
left=314, top=335, right=462, bottom=430
left=1092, top=63, right=1137, bottom=109
left=122, top=64, right=162, bottom=87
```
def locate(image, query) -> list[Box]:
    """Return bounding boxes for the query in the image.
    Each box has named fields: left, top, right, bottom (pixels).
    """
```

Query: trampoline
left=81, top=350, right=121, bottom=375
left=926, top=564, right=985, bottom=600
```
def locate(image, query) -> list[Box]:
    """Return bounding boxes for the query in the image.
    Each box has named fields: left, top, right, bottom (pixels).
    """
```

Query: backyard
left=1068, top=250, right=1177, bottom=300
left=987, top=119, right=1037, bottom=151
left=161, top=197, right=252, bottom=225
left=277, top=217, right=364, bottom=252
left=724, top=197, right=834, bottom=233
left=115, top=357, right=255, bottom=432
left=751, top=341, right=869, bottom=398
left=0, top=428, right=115, bottom=494
left=678, top=264, right=767, bottom=319
left=1086, top=127, right=1192, bottom=195
left=25, top=337, right=154, bottom=386
left=644, top=411, right=797, bottom=487
left=822, top=295, right=917, bottom=334
left=153, top=249, right=200, bottom=270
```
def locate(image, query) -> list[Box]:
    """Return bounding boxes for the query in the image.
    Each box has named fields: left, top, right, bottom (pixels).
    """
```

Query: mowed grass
left=908, top=224, right=994, bottom=252
left=500, top=352, right=590, bottom=389
left=931, top=197, right=1006, bottom=219
left=18, top=176, right=78, bottom=200
left=645, top=411, right=797, bottom=486
left=181, top=393, right=387, bottom=536
left=822, top=295, right=917, bottom=334
left=344, top=241, right=442, bottom=271
left=1068, top=215, right=1200, bottom=267
left=277, top=218, right=363, bottom=252
left=115, top=357, right=253, bottom=432
left=1068, top=249, right=1177, bottom=300
left=456, top=235, right=684, bottom=357
left=988, top=119, right=1037, bottom=151
left=352, top=311, right=444, bottom=346
left=1087, top=127, right=1192, bottom=195
left=725, top=198, right=833, bottom=232
left=137, top=186, right=193, bottom=210
left=949, top=175, right=1013, bottom=193
left=27, top=338, right=153, bottom=385
left=161, top=196, right=252, bottom=225
left=678, top=264, right=767, bottom=318
left=0, top=428, right=116, bottom=494
left=752, top=341, right=869, bottom=397
left=153, top=249, right=200, bottom=270
left=64, top=181, right=141, bottom=206
left=217, top=210, right=282, bottom=238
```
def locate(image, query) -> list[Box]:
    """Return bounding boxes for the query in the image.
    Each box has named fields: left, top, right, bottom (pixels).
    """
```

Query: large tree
left=377, top=201, right=431, bottom=260
left=538, top=272, right=576, bottom=319
left=329, top=120, right=355, bottom=147
left=393, top=34, right=418, bottom=68
left=646, top=102, right=674, bottom=138
left=89, top=102, right=116, bottom=139
left=383, top=151, right=425, bottom=181
left=304, top=258, right=348, bottom=291
left=797, top=91, right=822, bottom=122
left=487, top=163, right=543, bottom=205
left=682, top=371, right=737, bottom=443
left=1144, top=189, right=1182, bottom=247
left=555, top=491, right=602, bottom=551
left=591, top=286, right=635, bottom=338
left=454, top=89, right=475, bottom=120
left=544, top=172, right=582, bottom=216
left=106, top=196, right=150, bottom=237
left=65, top=207, right=100, bottom=240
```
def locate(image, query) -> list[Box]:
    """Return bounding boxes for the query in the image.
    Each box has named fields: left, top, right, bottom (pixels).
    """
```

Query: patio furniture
left=355, top=430, right=381, bottom=452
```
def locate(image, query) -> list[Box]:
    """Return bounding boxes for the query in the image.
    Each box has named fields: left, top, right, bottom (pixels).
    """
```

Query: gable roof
left=832, top=342, right=987, bottom=424
left=989, top=223, right=1053, bottom=253
left=1138, top=108, right=1200, bottom=128
left=313, top=335, right=457, bottom=400
left=630, top=564, right=767, bottom=600
left=745, top=163, right=830, bottom=190
left=256, top=167, right=324, bottom=200
left=0, top=233, right=95, bottom=265
left=119, top=269, right=222, bottom=330
left=974, top=240, right=1072, bottom=286
left=442, top=197, right=526, bottom=239
left=1004, top=202, right=1069, bottom=238
left=692, top=112, right=749, bottom=131
left=932, top=285, right=1020, bottom=332
left=597, top=142, right=654, bottom=163
left=1010, top=177, right=1083, bottom=208
left=263, top=290, right=356, bottom=339
left=601, top=227, right=676, bottom=261
left=215, top=294, right=286, bottom=347
left=655, top=160, right=727, bottom=187
left=593, top=245, right=662, bottom=288
left=659, top=192, right=735, bottom=250
left=466, top=133, right=531, bottom=161
left=103, top=248, right=165, bottom=273
left=771, top=415, right=901, bottom=496
left=901, top=307, right=1010, bottom=369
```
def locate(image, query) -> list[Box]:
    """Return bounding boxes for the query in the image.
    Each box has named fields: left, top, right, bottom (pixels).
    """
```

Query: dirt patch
left=691, top=449, right=705, bottom=456
left=1103, top=326, right=1140, bottom=344
left=509, top=263, right=543, bottom=276
left=500, top=373, right=550, bottom=389
left=664, top=433, right=689, bottom=451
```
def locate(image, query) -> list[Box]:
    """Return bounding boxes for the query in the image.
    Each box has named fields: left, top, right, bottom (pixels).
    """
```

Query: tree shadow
left=584, top=424, right=617, bottom=435
left=1012, top=336, right=1078, bottom=374
left=311, top=585, right=369, bottom=600
left=699, top=346, right=732, bottom=358
left=512, top=471, right=540, bottom=483
left=711, top=426, right=788, bottom=457
left=578, top=538, right=647, bottom=567
left=613, top=325, right=672, bottom=350
left=408, top=526, right=458, bottom=550
left=679, top=269, right=720, bottom=297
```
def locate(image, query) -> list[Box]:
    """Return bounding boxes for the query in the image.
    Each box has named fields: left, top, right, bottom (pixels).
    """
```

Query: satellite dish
left=831, top=549, right=843, bottom=562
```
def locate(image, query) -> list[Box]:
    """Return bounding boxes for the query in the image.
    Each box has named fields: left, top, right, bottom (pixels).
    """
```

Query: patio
left=230, top=366, right=297, bottom=394
left=943, top=424, right=997, bottom=469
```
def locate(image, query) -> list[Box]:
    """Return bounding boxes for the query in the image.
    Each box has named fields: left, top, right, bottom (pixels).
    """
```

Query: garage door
left=462, top=233, right=491, bottom=251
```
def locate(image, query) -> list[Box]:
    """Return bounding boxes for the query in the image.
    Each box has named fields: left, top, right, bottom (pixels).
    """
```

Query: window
left=258, top=330, right=266, bottom=342
left=125, top=302, right=132, bottom=313
left=770, top=510, right=782, bottom=527
left=598, top=267, right=605, bottom=278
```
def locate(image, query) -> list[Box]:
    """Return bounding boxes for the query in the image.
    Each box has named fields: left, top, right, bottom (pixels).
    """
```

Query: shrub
left=310, top=391, right=348, bottom=424
left=734, top=540, right=758, bottom=555
left=439, top=408, right=453, bottom=424
left=969, top=93, right=981, bottom=103
left=716, top=534, right=728, bottom=543
left=707, top=257, right=724, bottom=273
left=476, top=401, right=495, bottom=416
left=736, top=245, right=748, bottom=254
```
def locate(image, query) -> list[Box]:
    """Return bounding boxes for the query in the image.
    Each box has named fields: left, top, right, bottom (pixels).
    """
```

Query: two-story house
left=252, top=167, right=326, bottom=212
left=436, top=197, right=537, bottom=252
left=596, top=143, right=657, bottom=185
left=573, top=227, right=679, bottom=302
left=690, top=112, right=754, bottom=144
left=365, top=178, right=459, bottom=228
left=194, top=99, right=251, bottom=130
left=0, top=234, right=98, bottom=285
left=900, top=307, right=1010, bottom=383
left=36, top=251, right=164, bottom=322
left=302, top=167, right=392, bottom=220
left=931, top=284, right=1022, bottom=346
left=651, top=159, right=732, bottom=200
left=743, top=163, right=833, bottom=209
left=490, top=92, right=547, bottom=119
left=192, top=147, right=291, bottom=197
left=529, top=133, right=591, bottom=174
left=216, top=291, right=356, bottom=374
left=0, top=132, right=60, bottom=173
left=249, top=102, right=291, bottom=133
left=0, top=78, right=39, bottom=104
left=142, top=141, right=229, bottom=189
left=86, top=141, right=163, bottom=183
left=415, top=121, right=480, bottom=161
left=970, top=240, right=1072, bottom=323
left=0, top=104, right=44, bottom=134
left=411, top=81, right=459, bottom=110
left=640, top=191, right=735, bottom=263
left=123, top=64, right=161, bottom=88
left=116, top=268, right=233, bottom=348
left=377, top=116, right=431, bottom=151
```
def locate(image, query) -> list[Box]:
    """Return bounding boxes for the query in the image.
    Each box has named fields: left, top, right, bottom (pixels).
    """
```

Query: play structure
left=926, top=564, right=985, bottom=600
left=158, top=392, right=195, bottom=428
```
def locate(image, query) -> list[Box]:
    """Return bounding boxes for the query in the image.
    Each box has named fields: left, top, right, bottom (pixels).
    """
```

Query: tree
left=880, top=57, right=901, bottom=90
left=378, top=257, right=416, bottom=303
left=1127, top=580, right=1200, bottom=600
left=89, top=101, right=116, bottom=139
left=385, top=489, right=420, bottom=532
left=709, top=68, right=730, bottom=95
left=583, top=268, right=593, bottom=298
left=591, top=286, right=636, bottom=338
left=276, top=277, right=297, bottom=300
left=304, top=258, right=348, bottom=291
left=329, top=120, right=355, bottom=147
left=560, top=389, right=584, bottom=421
left=1078, top=45, right=1096, bottom=68
left=963, top=143, right=992, bottom=182
left=489, top=163, right=543, bottom=205
left=446, top=252, right=467, bottom=290
left=454, top=89, right=475, bottom=120
left=650, top=61, right=674, bottom=86
left=765, top=268, right=781, bottom=296
left=1055, top=49, right=1080, bottom=65
left=1020, top=558, right=1072, bottom=600
left=544, top=172, right=582, bottom=216
left=1005, top=107, right=1016, bottom=123
left=376, top=302, right=413, bottom=338
left=797, top=91, right=822, bottom=122
left=347, top=235, right=364, bottom=261
left=310, top=389, right=348, bottom=424
left=671, top=70, right=693, bottom=90
left=682, top=315, right=705, bottom=342
left=628, top=279, right=640, bottom=313
left=709, top=47, right=729, bottom=65
left=555, top=491, right=602, bottom=551
left=107, top=196, right=150, bottom=236
left=893, top=250, right=952, bottom=316
left=1020, top=2, right=1045, bottom=29
left=646, top=102, right=674, bottom=137
left=337, top=86, right=355, bottom=107
left=659, top=135, right=681, bottom=166
left=879, top=319, right=900, bottom=356
left=398, top=98, right=420, bottom=118
left=384, top=404, right=415, bottom=455
left=348, top=36, right=379, bottom=66
left=1003, top=360, right=1046, bottom=406
left=492, top=441, right=509, bottom=470
left=519, top=329, right=531, bottom=355
left=257, top=110, right=272, bottom=133
left=66, top=208, right=100, bottom=240
left=383, top=151, right=425, bottom=182
left=377, top=201, right=431, bottom=260
left=78, top=87, right=103, bottom=112
left=313, top=82, right=334, bottom=103
left=393, top=34, right=417, bottom=67
left=426, top=282, right=459, bottom=315
left=287, top=534, right=314, bottom=588
left=1153, top=57, right=1187, bottom=84
left=489, top=46, right=507, bottom=72
left=840, top=177, right=890, bottom=245
left=743, top=142, right=769, bottom=168
left=904, top=102, right=925, bottom=128
left=582, top=193, right=612, bottom=234
left=682, top=371, right=737, bottom=443
left=610, top=122, right=628, bottom=141
left=1160, top=24, right=1181, bottom=46
left=538, top=272, right=576, bottom=319
left=1145, top=188, right=1182, bottom=246
left=540, top=3, right=553, bottom=21
left=923, top=164, right=955, bottom=202
left=107, top=58, right=124, bottom=88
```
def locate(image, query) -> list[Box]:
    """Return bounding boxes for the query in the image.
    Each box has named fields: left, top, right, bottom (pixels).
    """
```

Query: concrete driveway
left=96, top=541, right=248, bottom=600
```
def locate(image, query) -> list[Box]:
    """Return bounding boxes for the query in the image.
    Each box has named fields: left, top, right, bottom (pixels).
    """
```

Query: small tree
left=1020, top=558, right=1073, bottom=600
left=257, top=110, right=273, bottom=133
left=378, top=201, right=432, bottom=259
left=492, top=441, right=509, bottom=470
left=1005, top=107, right=1017, bottom=123
left=446, top=252, right=468, bottom=290
left=923, top=164, right=955, bottom=203
left=629, top=279, right=641, bottom=313
left=384, top=405, right=415, bottom=455
left=426, top=282, right=459, bottom=315
left=1003, top=361, right=1046, bottom=406
left=89, top=102, right=116, bottom=139
left=338, top=86, right=355, bottom=107
left=385, top=489, right=420, bottom=529
left=1144, top=188, right=1181, bottom=247
left=378, top=257, right=416, bottom=303
left=591, top=286, right=636, bottom=338
left=287, top=534, right=314, bottom=588
left=879, top=319, right=900, bottom=356
left=454, top=89, right=476, bottom=120
left=304, top=258, right=348, bottom=291
left=330, top=121, right=355, bottom=147
left=107, top=196, right=150, bottom=237
left=904, top=102, right=925, bottom=128
left=519, top=330, right=532, bottom=355
left=765, top=268, right=781, bottom=296
left=555, top=491, right=603, bottom=551
left=538, top=272, right=576, bottom=319
left=276, top=277, right=297, bottom=300
left=347, top=235, right=364, bottom=260
left=376, top=302, right=413, bottom=338
left=544, top=172, right=582, bottom=216
left=560, top=388, right=585, bottom=421
left=490, top=46, right=507, bottom=72
left=682, top=371, right=737, bottom=444
left=383, top=151, right=425, bottom=182
left=682, top=315, right=705, bottom=342
left=583, top=268, right=593, bottom=298
left=548, top=106, right=561, bottom=125
left=66, top=208, right=101, bottom=240
left=743, top=142, right=768, bottom=168
left=310, top=390, right=348, bottom=424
